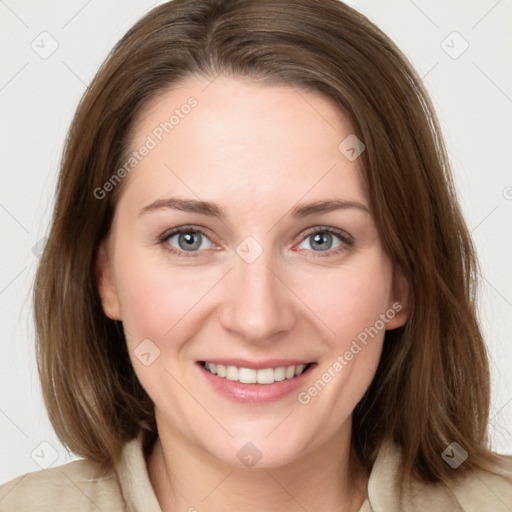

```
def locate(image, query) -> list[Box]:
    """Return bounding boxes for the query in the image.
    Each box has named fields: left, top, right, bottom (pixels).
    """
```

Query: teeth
left=295, top=364, right=306, bottom=376
left=203, top=362, right=309, bottom=384
left=226, top=365, right=238, bottom=381
left=239, top=367, right=257, bottom=383
left=274, top=367, right=286, bottom=381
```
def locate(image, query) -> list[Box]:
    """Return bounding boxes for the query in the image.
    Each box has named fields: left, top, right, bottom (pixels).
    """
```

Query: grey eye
left=167, top=230, right=213, bottom=252
left=298, top=231, right=343, bottom=252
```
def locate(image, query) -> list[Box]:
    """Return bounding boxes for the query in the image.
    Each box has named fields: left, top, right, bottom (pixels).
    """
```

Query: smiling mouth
left=198, top=361, right=316, bottom=385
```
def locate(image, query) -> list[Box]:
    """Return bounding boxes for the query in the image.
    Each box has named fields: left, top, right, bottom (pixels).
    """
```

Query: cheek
left=112, top=250, right=193, bottom=345
left=293, top=264, right=392, bottom=426
left=116, top=246, right=394, bottom=346
left=302, top=256, right=393, bottom=345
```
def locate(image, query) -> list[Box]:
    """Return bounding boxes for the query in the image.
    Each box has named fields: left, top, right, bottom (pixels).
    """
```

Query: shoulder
left=0, top=458, right=124, bottom=511
left=404, top=467, right=512, bottom=511
left=368, top=440, right=512, bottom=511
left=445, top=465, right=512, bottom=511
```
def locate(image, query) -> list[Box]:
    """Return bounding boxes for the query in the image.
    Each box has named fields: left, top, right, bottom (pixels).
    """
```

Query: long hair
left=34, top=0, right=508, bottom=485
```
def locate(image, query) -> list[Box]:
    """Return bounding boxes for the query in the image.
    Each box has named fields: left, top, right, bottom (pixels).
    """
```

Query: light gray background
left=1, top=0, right=511, bottom=485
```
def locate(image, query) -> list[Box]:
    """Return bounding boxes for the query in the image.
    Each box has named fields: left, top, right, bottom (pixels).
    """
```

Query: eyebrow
left=138, top=197, right=371, bottom=219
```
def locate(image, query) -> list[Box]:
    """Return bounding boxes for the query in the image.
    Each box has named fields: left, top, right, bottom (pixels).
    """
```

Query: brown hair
left=34, top=0, right=509, bottom=486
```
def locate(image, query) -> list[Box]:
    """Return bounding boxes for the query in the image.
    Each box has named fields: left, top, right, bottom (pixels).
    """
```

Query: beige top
left=1, top=435, right=511, bottom=511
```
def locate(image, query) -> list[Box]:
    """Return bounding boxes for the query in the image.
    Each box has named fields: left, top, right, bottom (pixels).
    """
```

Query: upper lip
left=198, top=358, right=315, bottom=370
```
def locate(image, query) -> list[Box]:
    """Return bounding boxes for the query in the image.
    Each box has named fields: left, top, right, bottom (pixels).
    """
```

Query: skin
left=97, top=75, right=410, bottom=512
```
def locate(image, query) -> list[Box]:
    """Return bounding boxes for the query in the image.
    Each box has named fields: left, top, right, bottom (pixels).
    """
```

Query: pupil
left=312, top=232, right=331, bottom=251
left=177, top=231, right=333, bottom=252
left=180, top=232, right=201, bottom=251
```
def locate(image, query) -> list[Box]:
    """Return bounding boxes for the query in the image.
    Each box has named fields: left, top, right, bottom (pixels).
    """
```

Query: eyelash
left=158, top=225, right=353, bottom=259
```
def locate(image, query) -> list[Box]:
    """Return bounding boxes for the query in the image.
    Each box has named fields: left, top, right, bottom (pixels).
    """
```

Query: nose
left=218, top=245, right=296, bottom=344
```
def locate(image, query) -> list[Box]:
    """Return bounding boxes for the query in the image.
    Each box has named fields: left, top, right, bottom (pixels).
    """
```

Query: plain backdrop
left=1, top=0, right=511, bottom=484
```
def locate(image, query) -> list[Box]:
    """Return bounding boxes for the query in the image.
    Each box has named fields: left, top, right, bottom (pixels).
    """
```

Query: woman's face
left=97, top=75, right=408, bottom=468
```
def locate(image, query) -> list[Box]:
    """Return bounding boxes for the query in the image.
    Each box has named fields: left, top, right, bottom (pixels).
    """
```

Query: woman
left=1, top=0, right=511, bottom=510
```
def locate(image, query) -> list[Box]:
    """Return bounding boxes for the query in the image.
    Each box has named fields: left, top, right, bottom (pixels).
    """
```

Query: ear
left=385, top=268, right=412, bottom=330
left=96, top=239, right=122, bottom=321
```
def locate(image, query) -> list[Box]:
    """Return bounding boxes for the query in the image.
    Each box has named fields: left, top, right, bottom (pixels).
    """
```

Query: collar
left=116, top=432, right=162, bottom=512
left=115, top=433, right=475, bottom=511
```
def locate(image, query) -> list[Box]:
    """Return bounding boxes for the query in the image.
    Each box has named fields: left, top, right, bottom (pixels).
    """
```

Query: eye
left=160, top=226, right=214, bottom=258
left=158, top=225, right=353, bottom=259
left=296, top=227, right=353, bottom=257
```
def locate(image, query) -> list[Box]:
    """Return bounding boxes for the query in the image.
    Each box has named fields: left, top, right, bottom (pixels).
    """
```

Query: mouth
left=197, top=360, right=317, bottom=385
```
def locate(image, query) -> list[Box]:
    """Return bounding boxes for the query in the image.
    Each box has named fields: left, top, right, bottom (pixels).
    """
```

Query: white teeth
left=285, top=366, right=295, bottom=379
left=202, top=362, right=310, bottom=384
left=257, top=368, right=274, bottom=384
left=226, top=365, right=238, bottom=381
left=273, top=367, right=286, bottom=381
left=239, top=368, right=257, bottom=384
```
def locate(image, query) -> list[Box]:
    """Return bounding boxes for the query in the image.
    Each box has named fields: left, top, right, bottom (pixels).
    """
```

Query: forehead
left=119, top=75, right=368, bottom=215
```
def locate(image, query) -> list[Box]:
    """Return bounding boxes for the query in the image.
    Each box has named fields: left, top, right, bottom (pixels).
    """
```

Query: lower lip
left=196, top=362, right=317, bottom=404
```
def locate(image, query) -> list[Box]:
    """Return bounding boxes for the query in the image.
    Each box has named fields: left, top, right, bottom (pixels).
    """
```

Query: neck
left=146, top=419, right=369, bottom=512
